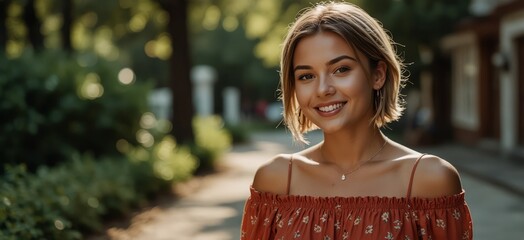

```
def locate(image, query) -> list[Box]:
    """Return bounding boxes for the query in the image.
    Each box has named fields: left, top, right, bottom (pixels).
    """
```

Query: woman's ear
left=373, top=61, right=387, bottom=90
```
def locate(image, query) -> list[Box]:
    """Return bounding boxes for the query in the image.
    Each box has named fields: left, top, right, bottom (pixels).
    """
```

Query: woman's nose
left=317, top=75, right=335, bottom=97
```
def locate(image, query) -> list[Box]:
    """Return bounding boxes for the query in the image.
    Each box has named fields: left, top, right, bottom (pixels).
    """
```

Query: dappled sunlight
left=203, top=5, right=221, bottom=30
left=129, top=13, right=147, bottom=32
left=194, top=116, right=232, bottom=156
left=129, top=146, right=150, bottom=162
left=136, top=129, right=154, bottom=147
left=5, top=2, right=26, bottom=58
left=118, top=67, right=136, bottom=85
left=138, top=112, right=172, bottom=134
left=116, top=139, right=131, bottom=154
left=41, top=15, right=62, bottom=49
left=81, top=12, right=98, bottom=28
left=71, top=26, right=90, bottom=50
left=87, top=197, right=100, bottom=208
left=7, top=1, right=23, bottom=17
left=144, top=33, right=172, bottom=60
left=54, top=220, right=65, bottom=231
left=72, top=13, right=96, bottom=50
left=6, top=40, right=24, bottom=59
left=244, top=13, right=270, bottom=39
left=41, top=15, right=62, bottom=35
left=145, top=34, right=171, bottom=59
left=155, top=136, right=177, bottom=161
left=244, top=0, right=280, bottom=39
left=151, top=136, right=197, bottom=181
left=222, top=15, right=239, bottom=32
left=78, top=72, right=104, bottom=100
left=5, top=17, right=26, bottom=38
left=94, top=26, right=119, bottom=60
left=254, top=23, right=287, bottom=67
left=140, top=112, right=156, bottom=129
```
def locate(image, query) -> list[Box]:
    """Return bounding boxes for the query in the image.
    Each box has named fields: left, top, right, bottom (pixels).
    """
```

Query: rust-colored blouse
left=241, top=155, right=473, bottom=240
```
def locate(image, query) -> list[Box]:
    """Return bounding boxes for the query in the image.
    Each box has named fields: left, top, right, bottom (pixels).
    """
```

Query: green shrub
left=0, top=140, right=197, bottom=239
left=0, top=165, right=81, bottom=239
left=192, top=116, right=232, bottom=171
left=0, top=50, right=151, bottom=172
left=125, top=135, right=198, bottom=183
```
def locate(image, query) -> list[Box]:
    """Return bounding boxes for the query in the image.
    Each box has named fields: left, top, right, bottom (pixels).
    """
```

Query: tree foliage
left=362, top=0, right=470, bottom=77
left=1, top=0, right=471, bottom=138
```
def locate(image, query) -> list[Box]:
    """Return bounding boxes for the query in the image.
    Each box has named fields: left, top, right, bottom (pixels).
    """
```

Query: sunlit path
left=105, top=130, right=524, bottom=240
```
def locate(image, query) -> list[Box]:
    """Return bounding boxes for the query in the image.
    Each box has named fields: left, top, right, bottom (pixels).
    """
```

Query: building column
left=499, top=11, right=524, bottom=153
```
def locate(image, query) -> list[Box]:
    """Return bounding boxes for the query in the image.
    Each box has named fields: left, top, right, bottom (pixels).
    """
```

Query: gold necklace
left=338, top=140, right=387, bottom=181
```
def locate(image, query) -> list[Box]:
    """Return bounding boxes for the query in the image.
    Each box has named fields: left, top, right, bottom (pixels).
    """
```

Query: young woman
left=241, top=2, right=472, bottom=239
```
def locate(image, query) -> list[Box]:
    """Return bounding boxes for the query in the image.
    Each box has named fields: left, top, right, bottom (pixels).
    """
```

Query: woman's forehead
left=292, top=31, right=365, bottom=67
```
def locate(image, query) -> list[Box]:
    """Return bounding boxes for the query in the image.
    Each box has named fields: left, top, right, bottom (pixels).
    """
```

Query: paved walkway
left=107, top=130, right=524, bottom=240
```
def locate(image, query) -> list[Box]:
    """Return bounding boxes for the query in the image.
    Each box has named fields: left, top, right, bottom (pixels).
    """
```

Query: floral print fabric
left=241, top=188, right=472, bottom=240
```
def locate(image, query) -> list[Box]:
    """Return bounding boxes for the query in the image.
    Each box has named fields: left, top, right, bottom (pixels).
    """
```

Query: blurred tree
left=23, top=0, right=43, bottom=50
left=362, top=0, right=470, bottom=78
left=0, top=0, right=470, bottom=145
left=157, top=0, right=195, bottom=143
left=187, top=0, right=324, bottom=115
left=61, top=0, right=72, bottom=50
left=0, top=0, right=7, bottom=49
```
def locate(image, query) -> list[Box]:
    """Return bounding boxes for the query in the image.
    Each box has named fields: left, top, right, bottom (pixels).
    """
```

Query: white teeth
left=318, top=103, right=343, bottom=112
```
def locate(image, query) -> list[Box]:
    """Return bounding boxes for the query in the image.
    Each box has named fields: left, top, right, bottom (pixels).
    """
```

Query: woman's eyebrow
left=327, top=55, right=358, bottom=66
left=293, top=55, right=358, bottom=73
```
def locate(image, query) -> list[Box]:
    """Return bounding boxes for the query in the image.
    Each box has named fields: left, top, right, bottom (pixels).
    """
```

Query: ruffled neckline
left=249, top=187, right=466, bottom=210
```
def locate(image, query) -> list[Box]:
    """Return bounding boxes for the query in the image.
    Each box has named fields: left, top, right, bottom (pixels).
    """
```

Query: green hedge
left=0, top=50, right=151, bottom=172
left=192, top=116, right=232, bottom=172
left=0, top=49, right=232, bottom=239
left=0, top=115, right=236, bottom=239
left=0, top=136, right=197, bottom=239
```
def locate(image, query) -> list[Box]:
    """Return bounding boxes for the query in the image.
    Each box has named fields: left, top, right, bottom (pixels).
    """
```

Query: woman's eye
left=334, top=66, right=350, bottom=74
left=297, top=74, right=314, bottom=80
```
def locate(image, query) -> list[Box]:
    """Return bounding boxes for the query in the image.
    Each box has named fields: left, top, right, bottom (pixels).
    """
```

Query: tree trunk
left=164, top=0, right=195, bottom=144
left=23, top=0, right=43, bottom=51
left=61, top=0, right=73, bottom=51
left=0, top=0, right=9, bottom=50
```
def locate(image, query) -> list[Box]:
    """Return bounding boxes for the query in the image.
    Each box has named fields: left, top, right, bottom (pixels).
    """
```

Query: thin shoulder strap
left=406, top=154, right=426, bottom=198
left=286, top=155, right=293, bottom=195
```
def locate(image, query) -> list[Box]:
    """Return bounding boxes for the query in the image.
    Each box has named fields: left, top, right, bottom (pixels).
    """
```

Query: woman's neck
left=320, top=126, right=386, bottom=169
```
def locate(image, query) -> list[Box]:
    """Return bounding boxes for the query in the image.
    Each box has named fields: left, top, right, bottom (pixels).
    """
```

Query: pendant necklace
left=338, top=140, right=387, bottom=181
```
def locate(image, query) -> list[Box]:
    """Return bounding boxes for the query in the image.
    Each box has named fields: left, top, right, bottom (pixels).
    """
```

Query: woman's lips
left=315, top=102, right=347, bottom=116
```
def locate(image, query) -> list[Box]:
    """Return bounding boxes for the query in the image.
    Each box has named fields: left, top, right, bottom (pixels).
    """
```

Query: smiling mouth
left=317, top=102, right=346, bottom=112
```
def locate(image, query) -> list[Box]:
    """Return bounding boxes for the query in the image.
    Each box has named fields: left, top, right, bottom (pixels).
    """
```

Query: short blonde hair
left=279, top=2, right=406, bottom=143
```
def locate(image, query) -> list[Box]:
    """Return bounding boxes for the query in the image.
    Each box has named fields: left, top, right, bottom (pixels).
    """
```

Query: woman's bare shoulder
left=411, top=154, right=463, bottom=198
left=251, top=154, right=292, bottom=195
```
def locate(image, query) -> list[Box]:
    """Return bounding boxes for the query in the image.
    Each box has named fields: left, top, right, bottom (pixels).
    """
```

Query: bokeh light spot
left=223, top=16, right=238, bottom=32
left=155, top=34, right=172, bottom=60
left=116, top=139, right=130, bottom=153
left=129, top=14, right=147, bottom=32
left=140, top=112, right=156, bottom=129
left=118, top=68, right=135, bottom=85
left=203, top=5, right=221, bottom=30
left=136, top=129, right=154, bottom=147
left=80, top=73, right=104, bottom=100
left=3, top=197, right=11, bottom=207
left=54, top=220, right=64, bottom=230
left=87, top=197, right=99, bottom=208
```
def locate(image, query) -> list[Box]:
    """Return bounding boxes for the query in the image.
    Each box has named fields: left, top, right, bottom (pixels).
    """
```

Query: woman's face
left=292, top=31, right=380, bottom=133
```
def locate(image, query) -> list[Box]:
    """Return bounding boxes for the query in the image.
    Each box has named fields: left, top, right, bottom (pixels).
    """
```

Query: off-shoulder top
left=241, top=154, right=473, bottom=240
